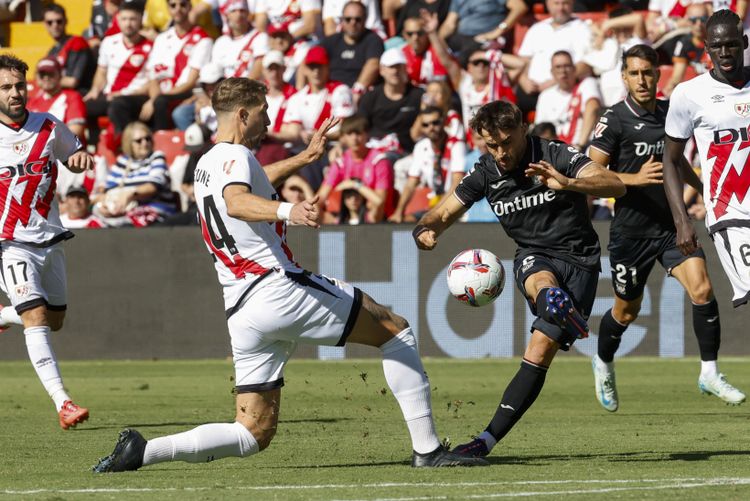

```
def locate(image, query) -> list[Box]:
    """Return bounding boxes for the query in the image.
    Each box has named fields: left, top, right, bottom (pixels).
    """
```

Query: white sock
left=25, top=326, right=70, bottom=410
left=701, top=360, right=718, bottom=378
left=142, top=422, right=259, bottom=465
left=381, top=328, right=441, bottom=454
left=1, top=306, right=22, bottom=326
left=478, top=431, right=497, bottom=451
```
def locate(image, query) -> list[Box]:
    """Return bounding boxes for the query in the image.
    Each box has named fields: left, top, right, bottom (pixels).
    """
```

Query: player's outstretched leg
left=453, top=331, right=556, bottom=457
left=536, top=287, right=589, bottom=339
left=347, top=293, right=488, bottom=467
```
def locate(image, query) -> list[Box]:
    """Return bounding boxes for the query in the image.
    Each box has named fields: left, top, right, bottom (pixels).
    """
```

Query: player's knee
left=253, top=426, right=277, bottom=451
left=612, top=303, right=640, bottom=325
left=689, top=282, right=713, bottom=305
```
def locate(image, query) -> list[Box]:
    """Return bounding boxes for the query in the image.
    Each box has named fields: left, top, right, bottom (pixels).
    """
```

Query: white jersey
left=207, top=0, right=259, bottom=35
left=0, top=112, right=81, bottom=244
left=211, top=29, right=269, bottom=78
left=97, top=33, right=153, bottom=95
left=535, top=77, right=602, bottom=146
left=148, top=26, right=213, bottom=92
left=193, top=143, right=300, bottom=310
left=256, top=0, right=321, bottom=35
left=282, top=81, right=354, bottom=131
left=665, top=72, right=750, bottom=232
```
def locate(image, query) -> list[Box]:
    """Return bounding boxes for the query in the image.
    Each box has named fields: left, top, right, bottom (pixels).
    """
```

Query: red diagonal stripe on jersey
left=0, top=118, right=55, bottom=239
left=232, top=31, right=261, bottom=78
left=110, top=41, right=149, bottom=93
left=707, top=138, right=750, bottom=220
left=36, top=159, right=58, bottom=219
left=198, top=212, right=269, bottom=279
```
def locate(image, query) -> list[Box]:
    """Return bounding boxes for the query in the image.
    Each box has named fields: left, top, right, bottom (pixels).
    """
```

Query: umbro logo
left=490, top=180, right=509, bottom=189
left=634, top=123, right=645, bottom=130
left=711, top=95, right=725, bottom=103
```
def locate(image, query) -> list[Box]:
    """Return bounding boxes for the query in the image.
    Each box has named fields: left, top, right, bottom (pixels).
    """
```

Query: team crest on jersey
left=223, top=159, right=235, bottom=174
left=240, top=51, right=252, bottom=62
left=12, top=142, right=28, bottom=155
left=734, top=102, right=750, bottom=118
left=129, top=54, right=145, bottom=67
left=14, top=284, right=29, bottom=298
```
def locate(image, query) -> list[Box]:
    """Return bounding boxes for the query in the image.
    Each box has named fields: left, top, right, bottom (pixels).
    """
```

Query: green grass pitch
left=1, top=358, right=749, bottom=500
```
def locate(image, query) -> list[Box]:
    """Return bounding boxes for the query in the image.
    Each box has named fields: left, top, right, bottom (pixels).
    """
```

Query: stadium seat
left=325, top=189, right=342, bottom=215
left=404, top=186, right=432, bottom=218
left=154, top=130, right=186, bottom=166
left=657, top=64, right=699, bottom=94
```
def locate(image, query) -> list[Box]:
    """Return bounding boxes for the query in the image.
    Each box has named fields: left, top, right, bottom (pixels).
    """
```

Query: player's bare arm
left=525, top=160, right=626, bottom=197
left=65, top=150, right=95, bottom=173
left=264, top=118, right=339, bottom=187
left=224, top=184, right=320, bottom=228
left=590, top=147, right=663, bottom=187
left=662, top=135, right=698, bottom=255
left=678, top=155, right=703, bottom=193
left=412, top=193, right=467, bottom=250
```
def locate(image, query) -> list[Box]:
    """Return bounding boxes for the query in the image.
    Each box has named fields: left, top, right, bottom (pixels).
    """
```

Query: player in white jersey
left=664, top=9, right=750, bottom=308
left=0, top=55, right=94, bottom=429
left=93, top=77, right=486, bottom=472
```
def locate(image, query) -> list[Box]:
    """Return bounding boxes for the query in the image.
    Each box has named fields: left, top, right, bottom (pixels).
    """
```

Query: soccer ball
left=446, top=249, right=505, bottom=307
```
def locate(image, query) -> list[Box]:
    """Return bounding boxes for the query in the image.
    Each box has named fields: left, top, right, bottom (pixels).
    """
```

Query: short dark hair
left=551, top=50, right=573, bottom=62
left=706, top=9, right=742, bottom=36
left=419, top=105, right=444, bottom=118
left=621, top=44, right=658, bottom=70
left=469, top=101, right=523, bottom=135
left=212, top=77, right=267, bottom=114
left=340, top=115, right=369, bottom=135
left=42, top=3, right=66, bottom=18
left=530, top=122, right=556, bottom=138
left=0, top=54, right=29, bottom=76
left=119, top=0, right=145, bottom=15
left=608, top=4, right=633, bottom=18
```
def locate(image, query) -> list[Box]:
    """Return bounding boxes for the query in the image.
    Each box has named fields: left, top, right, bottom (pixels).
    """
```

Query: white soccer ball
left=446, top=249, right=505, bottom=307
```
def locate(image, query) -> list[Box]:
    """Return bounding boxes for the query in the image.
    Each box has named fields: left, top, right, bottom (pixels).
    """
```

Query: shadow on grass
left=480, top=449, right=750, bottom=465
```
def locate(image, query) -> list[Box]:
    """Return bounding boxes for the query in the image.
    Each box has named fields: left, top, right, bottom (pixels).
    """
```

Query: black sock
left=692, top=299, right=720, bottom=361
left=597, top=309, right=627, bottom=363
left=485, top=359, right=548, bottom=442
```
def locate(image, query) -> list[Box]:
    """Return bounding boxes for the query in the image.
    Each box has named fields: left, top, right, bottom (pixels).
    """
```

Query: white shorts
left=712, top=226, right=750, bottom=307
left=0, top=241, right=67, bottom=313
left=227, top=268, right=362, bottom=392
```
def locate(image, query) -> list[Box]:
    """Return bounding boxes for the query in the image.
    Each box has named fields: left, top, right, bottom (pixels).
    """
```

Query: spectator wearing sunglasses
left=140, top=0, right=213, bottom=130
left=661, top=2, right=711, bottom=96
left=322, top=0, right=385, bottom=38
left=319, top=1, right=384, bottom=97
left=400, top=14, right=450, bottom=88
left=389, top=106, right=466, bottom=223
left=92, top=122, right=178, bottom=227
left=43, top=4, right=96, bottom=94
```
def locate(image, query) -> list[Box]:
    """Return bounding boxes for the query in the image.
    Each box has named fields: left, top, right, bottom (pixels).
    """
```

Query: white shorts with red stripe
left=0, top=241, right=67, bottom=314
left=712, top=226, right=750, bottom=308
left=229, top=268, right=361, bottom=392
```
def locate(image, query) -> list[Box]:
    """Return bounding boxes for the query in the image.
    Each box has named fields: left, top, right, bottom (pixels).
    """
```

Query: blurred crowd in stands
left=6, top=0, right=742, bottom=228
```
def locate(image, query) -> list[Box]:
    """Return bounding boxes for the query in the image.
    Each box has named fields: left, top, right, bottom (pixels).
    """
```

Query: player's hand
left=634, top=155, right=663, bottom=186
left=302, top=118, right=340, bottom=163
left=290, top=195, right=320, bottom=228
left=675, top=220, right=699, bottom=256
left=525, top=160, right=570, bottom=190
left=66, top=150, right=94, bottom=173
left=413, top=225, right=437, bottom=250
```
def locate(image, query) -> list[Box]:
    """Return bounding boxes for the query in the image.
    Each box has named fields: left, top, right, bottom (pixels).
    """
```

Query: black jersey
left=590, top=95, right=674, bottom=238
left=454, top=135, right=601, bottom=270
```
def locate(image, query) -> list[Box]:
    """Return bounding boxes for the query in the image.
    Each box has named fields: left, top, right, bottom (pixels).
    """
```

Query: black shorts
left=608, top=231, right=705, bottom=301
left=513, top=253, right=599, bottom=351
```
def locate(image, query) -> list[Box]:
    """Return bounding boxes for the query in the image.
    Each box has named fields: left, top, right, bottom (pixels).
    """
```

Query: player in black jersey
left=412, top=100, right=625, bottom=458
left=588, top=44, right=745, bottom=411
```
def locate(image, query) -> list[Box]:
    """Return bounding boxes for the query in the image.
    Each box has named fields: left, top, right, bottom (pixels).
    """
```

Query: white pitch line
left=331, top=477, right=750, bottom=501
left=3, top=477, right=750, bottom=496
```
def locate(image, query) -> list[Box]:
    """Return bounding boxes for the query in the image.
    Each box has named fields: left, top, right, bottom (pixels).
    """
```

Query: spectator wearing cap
left=267, top=24, right=311, bottom=85
left=60, top=186, right=105, bottom=230
left=211, top=0, right=270, bottom=80
left=319, top=1, right=384, bottom=97
left=439, top=0, right=527, bottom=54
left=359, top=48, right=424, bottom=154
left=388, top=105, right=466, bottom=223
left=400, top=14, right=450, bottom=88
left=170, top=62, right=225, bottom=131
left=189, top=0, right=258, bottom=37
left=139, top=0, right=213, bottom=130
left=322, top=0, right=385, bottom=38
left=28, top=58, right=87, bottom=139
left=317, top=114, right=395, bottom=222
left=84, top=1, right=154, bottom=145
left=255, top=0, right=321, bottom=41
left=263, top=50, right=297, bottom=138
left=280, top=46, right=354, bottom=144
left=43, top=3, right=96, bottom=94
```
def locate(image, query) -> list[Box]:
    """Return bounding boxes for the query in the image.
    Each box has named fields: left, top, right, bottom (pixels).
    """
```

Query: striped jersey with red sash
left=0, top=112, right=81, bottom=245
left=282, top=80, right=354, bottom=131
left=149, top=26, right=212, bottom=92
left=97, top=33, right=152, bottom=95
left=193, top=142, right=300, bottom=310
